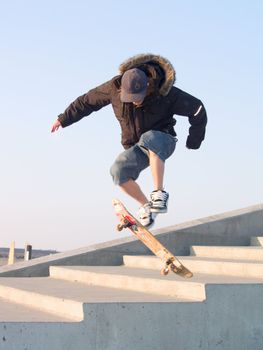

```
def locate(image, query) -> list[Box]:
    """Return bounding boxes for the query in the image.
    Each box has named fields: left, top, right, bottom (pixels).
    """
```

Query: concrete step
left=1, top=283, right=263, bottom=350
left=50, top=265, right=206, bottom=300
left=250, top=236, right=263, bottom=246
left=49, top=265, right=263, bottom=302
left=190, top=246, right=263, bottom=260
left=0, top=276, right=193, bottom=322
left=0, top=297, right=72, bottom=322
left=0, top=278, right=84, bottom=321
left=123, top=255, right=263, bottom=278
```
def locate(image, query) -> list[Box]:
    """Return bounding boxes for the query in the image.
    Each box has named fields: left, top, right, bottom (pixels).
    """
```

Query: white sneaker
left=150, top=190, right=169, bottom=213
left=139, top=202, right=154, bottom=228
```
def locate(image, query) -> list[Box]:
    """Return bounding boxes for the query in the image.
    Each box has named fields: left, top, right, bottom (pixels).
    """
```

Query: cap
left=120, top=68, right=148, bottom=103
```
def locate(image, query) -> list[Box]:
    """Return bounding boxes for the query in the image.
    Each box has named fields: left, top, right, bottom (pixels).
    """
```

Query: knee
left=110, top=159, right=140, bottom=186
left=110, top=161, right=125, bottom=185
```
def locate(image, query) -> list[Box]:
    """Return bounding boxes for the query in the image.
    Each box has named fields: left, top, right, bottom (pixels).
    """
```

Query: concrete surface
left=0, top=204, right=263, bottom=349
left=0, top=277, right=192, bottom=322
left=50, top=265, right=206, bottom=300
left=191, top=245, right=263, bottom=260
left=123, top=254, right=263, bottom=278
left=251, top=236, right=263, bottom=246
left=1, top=281, right=263, bottom=349
left=0, top=203, right=262, bottom=277
left=0, top=297, right=71, bottom=322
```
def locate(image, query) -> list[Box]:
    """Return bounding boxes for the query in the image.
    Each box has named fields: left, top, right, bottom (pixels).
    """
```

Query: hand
left=51, top=120, right=61, bottom=133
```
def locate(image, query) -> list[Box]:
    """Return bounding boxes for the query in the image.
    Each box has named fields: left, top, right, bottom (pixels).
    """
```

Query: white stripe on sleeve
left=194, top=105, right=203, bottom=117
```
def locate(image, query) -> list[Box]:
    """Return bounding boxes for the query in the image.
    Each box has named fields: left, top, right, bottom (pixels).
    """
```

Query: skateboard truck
left=161, top=258, right=178, bottom=276
left=117, top=218, right=134, bottom=231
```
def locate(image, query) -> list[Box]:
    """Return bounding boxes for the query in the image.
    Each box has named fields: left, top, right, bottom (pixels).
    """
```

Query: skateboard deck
left=113, top=199, right=193, bottom=278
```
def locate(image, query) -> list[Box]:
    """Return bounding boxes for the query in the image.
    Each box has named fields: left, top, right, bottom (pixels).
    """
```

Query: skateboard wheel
left=161, top=267, right=169, bottom=275
left=169, top=263, right=179, bottom=273
left=116, top=224, right=124, bottom=231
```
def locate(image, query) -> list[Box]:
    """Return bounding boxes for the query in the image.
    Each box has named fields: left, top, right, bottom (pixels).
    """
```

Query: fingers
left=51, top=125, right=57, bottom=133
left=51, top=120, right=61, bottom=133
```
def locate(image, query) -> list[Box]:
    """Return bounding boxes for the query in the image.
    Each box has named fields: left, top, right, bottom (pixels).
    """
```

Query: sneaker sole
left=150, top=208, right=168, bottom=214
left=140, top=218, right=155, bottom=228
left=144, top=221, right=155, bottom=229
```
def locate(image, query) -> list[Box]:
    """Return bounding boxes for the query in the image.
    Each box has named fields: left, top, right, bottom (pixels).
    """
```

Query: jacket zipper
left=122, top=103, right=138, bottom=142
left=131, top=104, right=139, bottom=141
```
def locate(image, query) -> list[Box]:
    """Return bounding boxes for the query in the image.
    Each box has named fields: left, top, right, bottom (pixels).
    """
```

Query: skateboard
left=112, top=199, right=193, bottom=278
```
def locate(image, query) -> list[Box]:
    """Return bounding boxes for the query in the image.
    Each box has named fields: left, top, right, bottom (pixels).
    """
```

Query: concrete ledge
left=0, top=276, right=195, bottom=323
left=0, top=282, right=83, bottom=321
left=251, top=237, right=263, bottom=246
left=191, top=246, right=263, bottom=260
left=0, top=297, right=72, bottom=322
left=50, top=266, right=206, bottom=300
left=0, top=203, right=262, bottom=277
left=1, top=284, right=263, bottom=349
left=123, top=255, right=263, bottom=278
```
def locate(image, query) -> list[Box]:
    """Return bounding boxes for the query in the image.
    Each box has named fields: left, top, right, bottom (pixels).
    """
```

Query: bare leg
left=120, top=179, right=149, bottom=206
left=148, top=150, right=165, bottom=191
left=119, top=150, right=164, bottom=205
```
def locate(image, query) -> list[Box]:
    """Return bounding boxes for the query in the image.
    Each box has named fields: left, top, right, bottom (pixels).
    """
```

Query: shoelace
left=151, top=191, right=168, bottom=202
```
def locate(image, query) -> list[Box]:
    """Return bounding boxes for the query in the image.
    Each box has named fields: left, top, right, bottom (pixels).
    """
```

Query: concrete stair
left=123, top=255, right=263, bottom=278
left=0, top=297, right=71, bottom=322
left=250, top=236, right=263, bottom=246
left=50, top=265, right=206, bottom=300
left=190, top=245, right=263, bottom=260
left=123, top=236, right=263, bottom=277
left=1, top=263, right=263, bottom=322
left=1, top=218, right=263, bottom=350
left=0, top=275, right=195, bottom=323
left=1, top=237, right=262, bottom=322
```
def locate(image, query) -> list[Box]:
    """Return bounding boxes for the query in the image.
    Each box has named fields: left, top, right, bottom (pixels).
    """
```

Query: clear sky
left=0, top=0, right=262, bottom=251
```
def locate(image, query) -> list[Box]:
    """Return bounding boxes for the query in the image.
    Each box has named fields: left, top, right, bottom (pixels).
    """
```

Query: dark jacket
left=58, top=54, right=207, bottom=149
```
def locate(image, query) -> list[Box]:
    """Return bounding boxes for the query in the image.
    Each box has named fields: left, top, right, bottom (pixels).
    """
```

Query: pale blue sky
left=0, top=0, right=262, bottom=251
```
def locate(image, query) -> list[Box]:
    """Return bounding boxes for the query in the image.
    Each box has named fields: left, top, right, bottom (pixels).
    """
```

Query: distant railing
left=1, top=242, right=33, bottom=265
left=0, top=244, right=57, bottom=266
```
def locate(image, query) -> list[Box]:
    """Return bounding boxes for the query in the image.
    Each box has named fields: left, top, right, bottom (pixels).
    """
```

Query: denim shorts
left=110, top=130, right=177, bottom=185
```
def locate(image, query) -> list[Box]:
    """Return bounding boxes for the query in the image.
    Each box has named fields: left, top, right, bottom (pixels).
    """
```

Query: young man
left=51, top=54, right=207, bottom=227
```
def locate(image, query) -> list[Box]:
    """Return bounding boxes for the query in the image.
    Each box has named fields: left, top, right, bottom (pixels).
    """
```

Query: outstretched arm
left=52, top=78, right=114, bottom=131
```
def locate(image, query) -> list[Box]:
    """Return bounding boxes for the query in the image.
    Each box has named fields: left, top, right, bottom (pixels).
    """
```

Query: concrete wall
left=0, top=203, right=262, bottom=277
left=1, top=284, right=263, bottom=350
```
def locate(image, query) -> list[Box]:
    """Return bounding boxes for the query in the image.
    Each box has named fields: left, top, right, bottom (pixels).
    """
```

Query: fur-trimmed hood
left=119, top=53, right=176, bottom=96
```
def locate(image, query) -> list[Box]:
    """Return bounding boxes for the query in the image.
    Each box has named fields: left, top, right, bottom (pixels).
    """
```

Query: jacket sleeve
left=58, top=79, right=113, bottom=127
left=170, top=88, right=207, bottom=149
